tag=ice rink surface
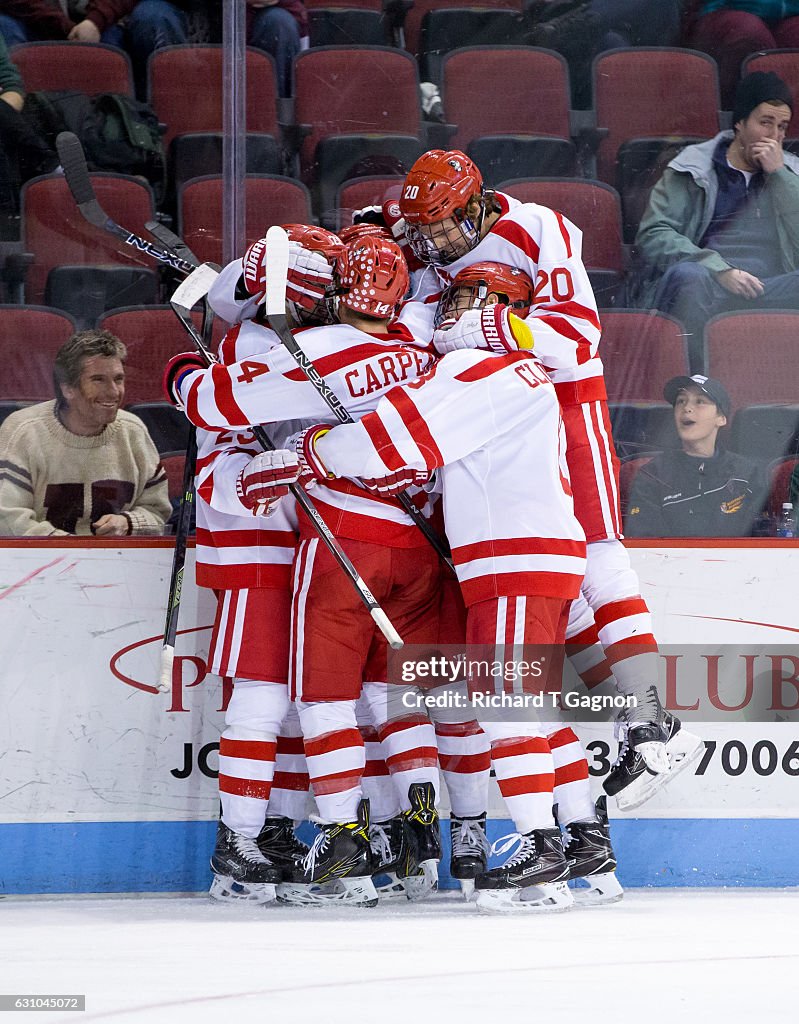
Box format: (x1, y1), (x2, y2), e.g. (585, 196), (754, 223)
(2, 890), (798, 1023)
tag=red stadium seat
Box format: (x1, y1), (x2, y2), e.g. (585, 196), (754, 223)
(704, 311), (799, 412)
(419, 10), (526, 82)
(402, 0), (521, 57)
(443, 48), (574, 179)
(593, 48), (720, 185)
(0, 305), (76, 401)
(500, 178), (624, 304)
(160, 451), (188, 503)
(304, 0), (381, 8)
(619, 455), (656, 517)
(20, 173), (157, 306)
(333, 175), (404, 230)
(148, 46), (278, 148)
(601, 310), (689, 402)
(178, 175), (312, 266)
(293, 46), (422, 194)
(767, 456), (799, 520)
(11, 42), (134, 95)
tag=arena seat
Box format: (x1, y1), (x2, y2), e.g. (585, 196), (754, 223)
(593, 48), (720, 185)
(178, 175), (312, 266)
(20, 173), (157, 306)
(767, 456), (799, 520)
(160, 450), (189, 504)
(293, 46), (422, 214)
(619, 454), (656, 518)
(0, 305), (76, 401)
(308, 8), (387, 46)
(704, 311), (799, 410)
(443, 48), (575, 179)
(11, 41), (134, 95)
(126, 402), (191, 455)
(148, 46), (279, 149)
(333, 175), (405, 230)
(402, 0), (521, 58)
(419, 10), (527, 82)
(45, 267), (158, 331)
(499, 178), (624, 305)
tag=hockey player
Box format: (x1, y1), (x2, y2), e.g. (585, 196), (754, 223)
(167, 235), (448, 906)
(394, 150), (704, 810)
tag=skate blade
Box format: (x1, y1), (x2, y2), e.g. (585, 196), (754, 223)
(457, 878), (477, 901)
(475, 881), (574, 915)
(276, 876), (378, 908)
(373, 870), (408, 900)
(571, 871), (624, 907)
(616, 732), (706, 811)
(209, 875), (276, 905)
(403, 859), (439, 903)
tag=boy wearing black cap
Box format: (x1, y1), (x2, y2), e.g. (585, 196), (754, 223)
(625, 374), (768, 537)
(635, 71), (799, 371)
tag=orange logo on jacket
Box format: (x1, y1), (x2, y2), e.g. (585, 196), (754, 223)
(720, 494), (746, 514)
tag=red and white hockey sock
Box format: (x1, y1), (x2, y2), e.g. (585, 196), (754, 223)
(297, 699), (365, 822)
(566, 599), (614, 692)
(432, 719), (491, 817)
(360, 725), (402, 822)
(593, 596), (659, 699)
(268, 704), (311, 821)
(481, 723), (556, 834)
(219, 678), (289, 837)
(547, 726), (594, 825)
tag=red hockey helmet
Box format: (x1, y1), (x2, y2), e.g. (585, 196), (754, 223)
(281, 224), (344, 325)
(399, 150), (485, 266)
(338, 222), (393, 245)
(435, 262), (534, 328)
(334, 236), (410, 319)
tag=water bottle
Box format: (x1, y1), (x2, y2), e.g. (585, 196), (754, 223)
(776, 502), (795, 538)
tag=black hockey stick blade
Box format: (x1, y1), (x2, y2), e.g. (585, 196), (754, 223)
(56, 131), (107, 227)
(145, 220), (200, 269)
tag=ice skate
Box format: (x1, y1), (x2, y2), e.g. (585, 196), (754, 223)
(474, 826), (573, 914)
(564, 796), (624, 906)
(209, 821), (282, 905)
(403, 782), (441, 893)
(276, 799), (378, 907)
(368, 816), (427, 901)
(449, 812), (490, 900)
(604, 692), (704, 810)
(257, 815), (309, 879)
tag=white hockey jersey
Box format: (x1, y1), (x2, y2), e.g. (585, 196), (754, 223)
(178, 321), (438, 547)
(315, 349), (587, 605)
(192, 320), (301, 591)
(416, 192), (605, 405)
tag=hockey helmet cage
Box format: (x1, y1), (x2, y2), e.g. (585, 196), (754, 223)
(334, 236), (410, 319)
(435, 262), (534, 327)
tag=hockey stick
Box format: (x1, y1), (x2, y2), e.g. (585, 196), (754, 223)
(169, 283), (404, 651)
(145, 219), (201, 269)
(55, 132), (197, 276)
(263, 226), (456, 576)
(158, 266), (219, 691)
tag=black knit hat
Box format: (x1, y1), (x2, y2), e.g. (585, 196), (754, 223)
(732, 71), (794, 126)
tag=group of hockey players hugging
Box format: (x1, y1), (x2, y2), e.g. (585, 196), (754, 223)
(163, 149), (705, 914)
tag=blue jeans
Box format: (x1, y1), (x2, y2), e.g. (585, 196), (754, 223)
(124, 0), (300, 98)
(655, 260), (799, 372)
(0, 13), (121, 47)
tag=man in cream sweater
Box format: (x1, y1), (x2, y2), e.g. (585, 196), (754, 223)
(0, 329), (171, 536)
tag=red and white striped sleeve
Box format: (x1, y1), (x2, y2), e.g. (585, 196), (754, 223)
(315, 349), (558, 478)
(194, 426), (264, 517)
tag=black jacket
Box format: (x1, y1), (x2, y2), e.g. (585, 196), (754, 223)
(624, 448), (768, 538)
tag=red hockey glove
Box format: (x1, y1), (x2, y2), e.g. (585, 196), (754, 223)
(432, 304), (534, 356)
(163, 351), (206, 407)
(286, 424), (334, 487)
(361, 467), (432, 497)
(241, 237), (269, 303)
(236, 450), (302, 516)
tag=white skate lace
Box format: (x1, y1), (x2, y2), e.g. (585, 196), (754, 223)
(232, 833), (269, 865)
(451, 818), (490, 858)
(368, 823), (393, 864)
(302, 828), (331, 874)
(489, 832), (536, 868)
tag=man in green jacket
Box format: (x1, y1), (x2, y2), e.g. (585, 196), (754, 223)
(635, 71), (799, 371)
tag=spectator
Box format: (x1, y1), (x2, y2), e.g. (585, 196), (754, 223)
(0, 329), (171, 537)
(624, 374), (767, 537)
(684, 0), (799, 110)
(0, 0), (137, 48)
(123, 0), (308, 98)
(634, 71), (799, 371)
(0, 32), (58, 232)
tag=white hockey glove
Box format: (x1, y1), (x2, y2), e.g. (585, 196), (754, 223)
(241, 239), (334, 311)
(236, 450), (301, 516)
(433, 303), (534, 356)
(285, 424), (334, 489)
(361, 467), (432, 497)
